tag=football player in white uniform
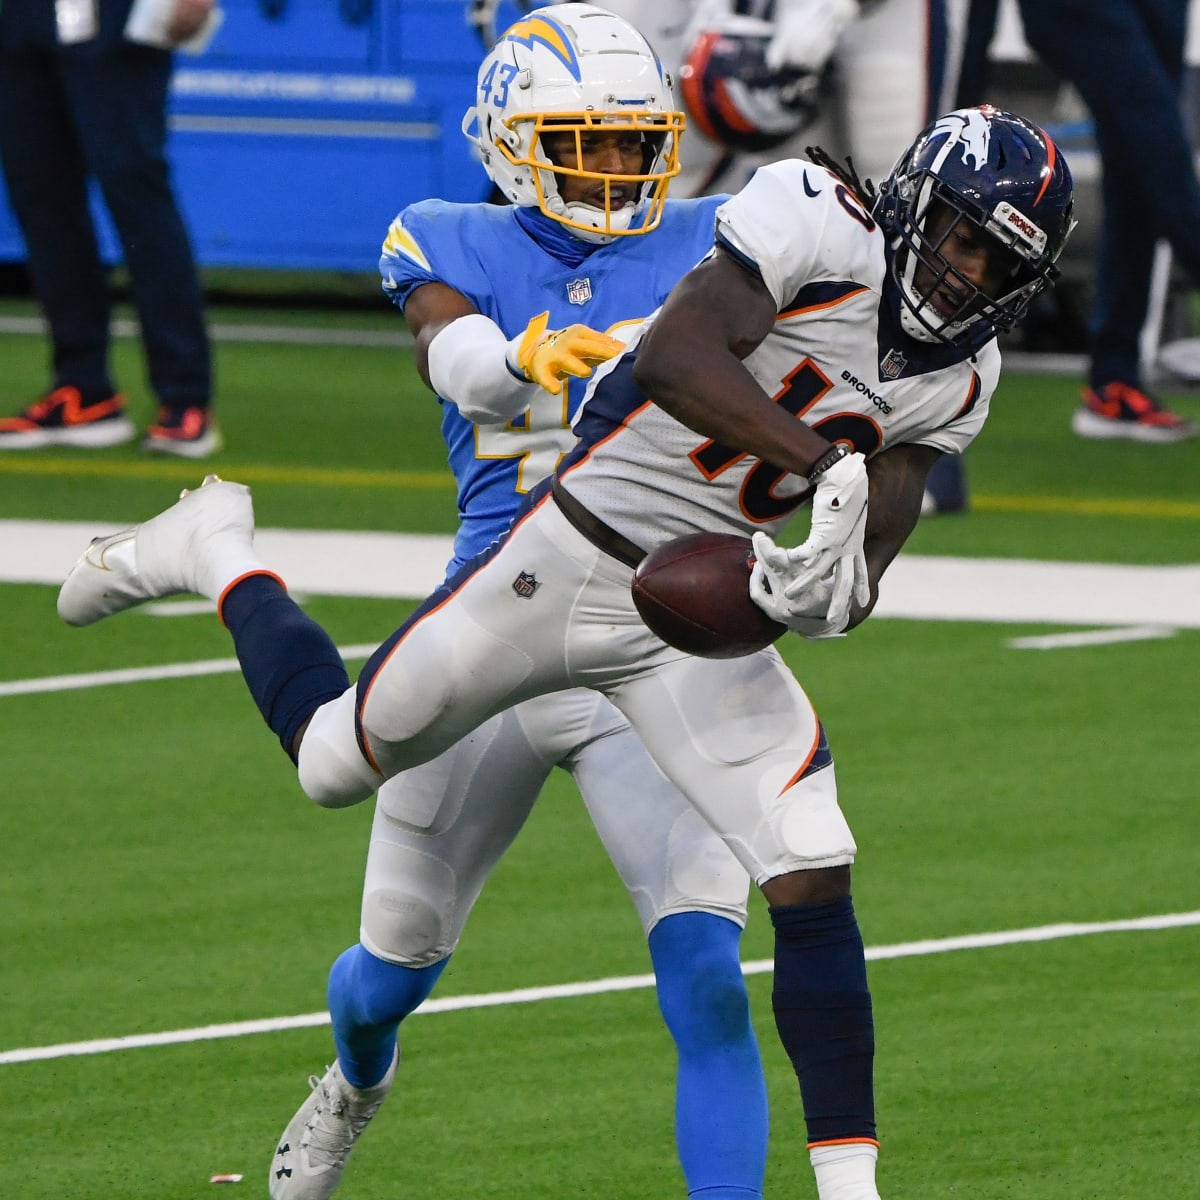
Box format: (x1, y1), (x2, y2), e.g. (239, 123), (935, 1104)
(258, 8), (768, 1200)
(59, 104), (1074, 1200)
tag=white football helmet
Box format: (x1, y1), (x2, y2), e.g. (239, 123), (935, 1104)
(462, 3), (684, 242)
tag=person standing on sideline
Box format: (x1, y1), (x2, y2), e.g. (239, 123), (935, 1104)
(0, 0), (221, 457)
(1018, 0), (1199, 442)
(264, 8), (768, 1199)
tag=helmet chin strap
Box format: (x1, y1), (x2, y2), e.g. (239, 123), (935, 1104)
(541, 186), (642, 245)
(562, 199), (640, 243)
(895, 243), (989, 347)
(895, 248), (946, 344)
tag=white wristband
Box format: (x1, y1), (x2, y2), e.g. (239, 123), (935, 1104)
(426, 313), (540, 423)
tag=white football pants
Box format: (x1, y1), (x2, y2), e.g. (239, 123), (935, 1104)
(359, 688), (750, 966)
(299, 495), (858, 889)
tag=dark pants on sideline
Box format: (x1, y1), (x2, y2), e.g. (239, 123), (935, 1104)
(0, 7), (211, 410)
(1019, 0), (1200, 390)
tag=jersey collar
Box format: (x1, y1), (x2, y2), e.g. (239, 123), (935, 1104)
(515, 207), (603, 268)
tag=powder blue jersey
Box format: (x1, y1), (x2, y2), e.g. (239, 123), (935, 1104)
(380, 197), (724, 570)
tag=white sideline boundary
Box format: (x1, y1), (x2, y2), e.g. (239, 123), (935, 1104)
(2, 910), (1196, 1067)
(3, 520), (1200, 627)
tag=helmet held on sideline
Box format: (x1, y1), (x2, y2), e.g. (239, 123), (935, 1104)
(679, 14), (821, 154)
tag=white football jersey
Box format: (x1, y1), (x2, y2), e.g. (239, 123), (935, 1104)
(563, 156), (1001, 550)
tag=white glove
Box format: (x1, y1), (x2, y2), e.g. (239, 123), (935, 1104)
(746, 451), (870, 637)
(749, 533), (863, 639)
(794, 449), (870, 588)
(766, 0), (859, 72)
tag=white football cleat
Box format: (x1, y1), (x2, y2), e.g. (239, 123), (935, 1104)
(269, 1051), (397, 1200)
(57, 474), (260, 626)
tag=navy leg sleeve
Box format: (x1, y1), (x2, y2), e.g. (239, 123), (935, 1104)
(221, 575), (350, 759)
(769, 897), (876, 1146)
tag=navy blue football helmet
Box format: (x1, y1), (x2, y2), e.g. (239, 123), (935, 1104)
(679, 14), (821, 154)
(874, 106), (1075, 348)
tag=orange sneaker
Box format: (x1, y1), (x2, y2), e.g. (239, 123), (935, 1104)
(1072, 382), (1197, 443)
(142, 405), (223, 459)
(0, 387), (134, 449)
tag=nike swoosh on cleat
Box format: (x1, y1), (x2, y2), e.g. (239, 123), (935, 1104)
(83, 532), (135, 572)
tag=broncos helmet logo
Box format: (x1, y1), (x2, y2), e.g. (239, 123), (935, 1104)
(502, 16), (581, 81)
(930, 107), (992, 172)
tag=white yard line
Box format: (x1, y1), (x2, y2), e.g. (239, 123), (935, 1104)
(2, 910), (1195, 1066)
(1008, 625), (1179, 650)
(0, 645), (380, 698)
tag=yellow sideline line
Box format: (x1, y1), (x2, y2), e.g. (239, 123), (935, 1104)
(0, 455), (452, 490)
(971, 493), (1200, 519)
(0, 455), (1198, 517)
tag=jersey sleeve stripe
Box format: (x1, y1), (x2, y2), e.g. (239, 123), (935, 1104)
(381, 219), (431, 270)
(714, 231), (765, 282)
(778, 282), (871, 319)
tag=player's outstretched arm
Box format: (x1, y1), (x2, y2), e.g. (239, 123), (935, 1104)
(406, 282), (623, 420)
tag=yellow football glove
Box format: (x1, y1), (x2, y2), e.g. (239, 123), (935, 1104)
(513, 310), (626, 395)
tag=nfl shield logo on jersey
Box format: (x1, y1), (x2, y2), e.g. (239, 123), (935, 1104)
(880, 347), (907, 380)
(512, 571), (541, 598)
(566, 277), (592, 306)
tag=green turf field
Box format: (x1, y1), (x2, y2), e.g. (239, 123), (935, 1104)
(0, 311), (1197, 1199)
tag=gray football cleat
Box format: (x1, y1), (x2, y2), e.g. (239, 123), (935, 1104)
(269, 1051), (398, 1200)
(57, 474), (258, 626)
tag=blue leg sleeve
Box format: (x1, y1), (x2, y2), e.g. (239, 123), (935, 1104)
(649, 911), (767, 1200)
(326, 943), (449, 1090)
(769, 897), (876, 1146)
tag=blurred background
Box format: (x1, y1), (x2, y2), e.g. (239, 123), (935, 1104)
(0, 0), (1197, 375)
(1, 7), (1196, 1197)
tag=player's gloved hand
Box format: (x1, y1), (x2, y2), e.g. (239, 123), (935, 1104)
(747, 450), (870, 636)
(765, 0), (859, 72)
(749, 532), (863, 639)
(507, 310), (626, 396)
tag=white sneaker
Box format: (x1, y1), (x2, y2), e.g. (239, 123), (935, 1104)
(269, 1051), (398, 1200)
(57, 475), (260, 626)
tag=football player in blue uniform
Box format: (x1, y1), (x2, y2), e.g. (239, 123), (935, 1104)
(272, 7), (764, 1200)
(58, 68), (1074, 1200)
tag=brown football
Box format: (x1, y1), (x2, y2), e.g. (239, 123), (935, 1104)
(632, 532), (786, 659)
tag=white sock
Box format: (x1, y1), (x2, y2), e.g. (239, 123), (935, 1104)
(810, 1142), (881, 1200)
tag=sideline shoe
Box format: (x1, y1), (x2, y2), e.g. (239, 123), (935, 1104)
(270, 1051), (398, 1200)
(1072, 382), (1197, 443)
(0, 387), (135, 449)
(57, 475), (260, 626)
(142, 405), (223, 458)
